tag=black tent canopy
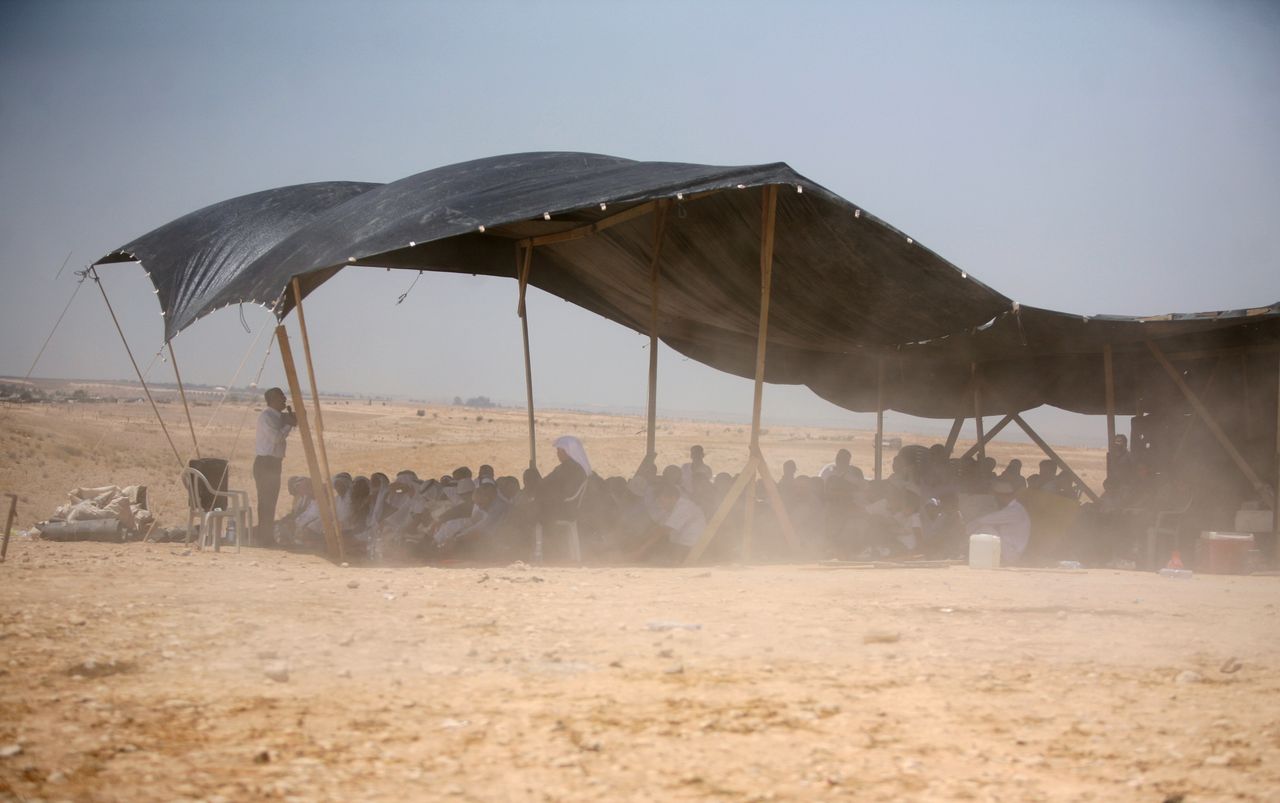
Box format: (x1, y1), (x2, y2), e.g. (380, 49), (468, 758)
(96, 151), (1279, 419)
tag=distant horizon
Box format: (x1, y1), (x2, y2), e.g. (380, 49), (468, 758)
(1, 372), (1101, 449)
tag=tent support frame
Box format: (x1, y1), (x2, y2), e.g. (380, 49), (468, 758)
(687, 185), (799, 564)
(959, 414), (1015, 461)
(1011, 413), (1100, 503)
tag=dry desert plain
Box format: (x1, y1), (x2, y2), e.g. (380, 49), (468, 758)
(1, 390), (1278, 802)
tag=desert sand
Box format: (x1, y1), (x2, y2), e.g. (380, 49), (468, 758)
(1, 392), (1278, 802)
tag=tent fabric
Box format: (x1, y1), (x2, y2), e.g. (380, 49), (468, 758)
(95, 151), (1280, 419)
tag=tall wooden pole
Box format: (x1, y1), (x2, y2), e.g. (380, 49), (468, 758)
(749, 186), (778, 453)
(972, 363), (985, 461)
(645, 202), (669, 460)
(743, 185), (778, 557)
(1103, 344), (1116, 447)
(168, 341), (201, 460)
(874, 357), (885, 481)
(1273, 353), (1279, 543)
(517, 244), (537, 470)
(292, 278), (340, 537)
(276, 325), (344, 561)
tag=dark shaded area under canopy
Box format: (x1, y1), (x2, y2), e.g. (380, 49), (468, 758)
(95, 151), (1280, 419)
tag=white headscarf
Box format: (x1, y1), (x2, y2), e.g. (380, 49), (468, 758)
(553, 435), (591, 476)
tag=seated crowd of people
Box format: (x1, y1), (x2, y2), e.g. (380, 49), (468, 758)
(264, 436), (1085, 566)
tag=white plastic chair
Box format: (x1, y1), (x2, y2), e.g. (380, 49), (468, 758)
(534, 479), (588, 564)
(181, 467), (251, 552)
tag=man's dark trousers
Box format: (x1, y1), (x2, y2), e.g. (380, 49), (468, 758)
(253, 455), (283, 546)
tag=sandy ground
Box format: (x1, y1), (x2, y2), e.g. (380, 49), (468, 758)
(4, 392), (1277, 801)
(1, 541), (1278, 802)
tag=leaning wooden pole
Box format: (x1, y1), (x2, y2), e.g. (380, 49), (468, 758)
(275, 325), (344, 562)
(517, 243), (537, 470)
(292, 278), (341, 537)
(168, 341), (201, 460)
(645, 201), (669, 460)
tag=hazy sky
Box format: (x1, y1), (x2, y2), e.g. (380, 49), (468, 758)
(1, 0), (1277, 446)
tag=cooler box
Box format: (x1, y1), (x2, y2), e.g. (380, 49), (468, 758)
(1196, 531), (1254, 575)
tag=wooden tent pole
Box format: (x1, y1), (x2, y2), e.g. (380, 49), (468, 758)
(645, 201), (669, 460)
(1242, 352), (1253, 439)
(517, 243), (537, 470)
(1147, 340), (1274, 505)
(971, 363), (986, 461)
(1273, 352), (1279, 541)
(874, 357), (885, 481)
(168, 341), (201, 460)
(748, 186), (778, 452)
(275, 325), (344, 561)
(1103, 344), (1116, 448)
(291, 278), (341, 539)
(1011, 413), (1100, 503)
(742, 184), (779, 557)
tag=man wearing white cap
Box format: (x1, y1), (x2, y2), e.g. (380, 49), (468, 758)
(965, 479), (1031, 563)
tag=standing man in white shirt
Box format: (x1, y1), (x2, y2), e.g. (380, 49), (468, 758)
(254, 387), (296, 546)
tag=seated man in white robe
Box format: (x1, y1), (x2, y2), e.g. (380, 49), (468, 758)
(965, 479), (1031, 563)
(624, 482), (706, 565)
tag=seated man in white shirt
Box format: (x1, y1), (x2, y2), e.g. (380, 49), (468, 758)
(681, 445), (713, 495)
(965, 479), (1031, 564)
(625, 482), (707, 565)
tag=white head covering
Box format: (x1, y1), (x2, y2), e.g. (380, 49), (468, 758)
(553, 435), (591, 475)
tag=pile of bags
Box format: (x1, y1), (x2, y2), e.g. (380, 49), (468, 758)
(36, 485), (155, 542)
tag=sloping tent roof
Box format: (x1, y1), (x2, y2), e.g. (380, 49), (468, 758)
(95, 151), (1280, 418)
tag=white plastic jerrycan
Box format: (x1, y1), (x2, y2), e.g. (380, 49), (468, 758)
(969, 533), (1001, 569)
